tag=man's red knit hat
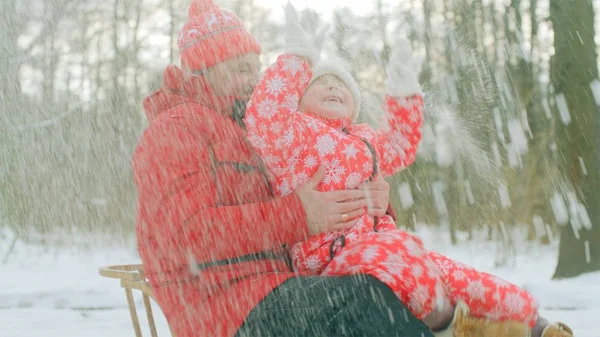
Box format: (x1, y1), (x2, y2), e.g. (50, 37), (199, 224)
(178, 0), (261, 71)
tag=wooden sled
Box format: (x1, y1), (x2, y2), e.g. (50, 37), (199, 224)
(99, 264), (173, 337)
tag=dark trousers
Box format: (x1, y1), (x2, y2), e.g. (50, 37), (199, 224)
(235, 275), (434, 337)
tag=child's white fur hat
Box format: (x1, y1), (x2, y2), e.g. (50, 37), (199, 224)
(310, 58), (362, 121)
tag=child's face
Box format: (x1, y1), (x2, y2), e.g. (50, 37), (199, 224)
(299, 75), (355, 120)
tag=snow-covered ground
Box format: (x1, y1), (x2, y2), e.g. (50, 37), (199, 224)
(1, 227), (599, 337)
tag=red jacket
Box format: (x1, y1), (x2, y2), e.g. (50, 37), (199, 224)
(132, 65), (309, 337)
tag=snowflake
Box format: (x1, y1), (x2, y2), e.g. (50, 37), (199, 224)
(281, 92), (299, 111)
(404, 237), (425, 257)
(425, 260), (442, 280)
(465, 280), (489, 301)
(382, 142), (399, 165)
(503, 293), (527, 316)
(342, 143), (359, 160)
(290, 243), (302, 257)
(315, 134), (337, 157)
(270, 121), (283, 135)
(434, 258), (453, 276)
(383, 255), (409, 276)
(292, 172), (309, 189)
(345, 232), (358, 241)
(277, 181), (292, 196)
(411, 264), (424, 279)
(345, 172), (363, 189)
(361, 246), (380, 263)
(323, 159), (346, 185)
(304, 155), (318, 169)
(274, 138), (284, 150)
(259, 123), (269, 134)
(303, 255), (323, 272)
(375, 270), (397, 286)
(362, 161), (372, 173)
(262, 155), (281, 167)
(377, 232), (402, 244)
(299, 72), (310, 86)
(270, 166), (287, 176)
(282, 57), (304, 75)
(248, 134), (267, 150)
(359, 130), (374, 141)
(310, 239), (322, 250)
(245, 115), (256, 128)
(337, 242), (355, 258)
(408, 284), (431, 315)
(399, 123), (414, 134)
(282, 129), (295, 147)
(306, 117), (324, 131)
(258, 98), (279, 119)
(391, 134), (412, 155)
(323, 232), (338, 242)
(491, 277), (513, 289)
(492, 290), (502, 303)
(286, 147), (303, 172)
(452, 270), (467, 281)
(409, 109), (421, 123)
(346, 265), (365, 275)
(266, 75), (287, 96)
(353, 129), (371, 139)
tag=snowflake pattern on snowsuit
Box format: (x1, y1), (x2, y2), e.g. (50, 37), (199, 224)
(245, 54), (539, 325)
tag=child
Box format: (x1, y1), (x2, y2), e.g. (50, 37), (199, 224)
(245, 4), (573, 337)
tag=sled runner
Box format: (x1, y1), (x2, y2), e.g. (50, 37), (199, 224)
(99, 264), (173, 337)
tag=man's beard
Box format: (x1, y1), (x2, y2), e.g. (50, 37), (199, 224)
(231, 99), (249, 129)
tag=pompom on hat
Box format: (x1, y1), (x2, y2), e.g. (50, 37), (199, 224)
(310, 58), (362, 121)
(178, 0), (261, 71)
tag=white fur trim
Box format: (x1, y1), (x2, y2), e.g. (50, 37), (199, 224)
(310, 59), (362, 121)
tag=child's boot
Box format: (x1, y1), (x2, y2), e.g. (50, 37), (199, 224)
(541, 322), (573, 337)
(433, 301), (531, 337)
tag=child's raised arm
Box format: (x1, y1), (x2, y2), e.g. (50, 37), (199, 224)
(244, 54), (313, 178)
(244, 2), (329, 194)
(360, 42), (425, 177)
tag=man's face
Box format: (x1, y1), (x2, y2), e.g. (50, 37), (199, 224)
(201, 53), (261, 100)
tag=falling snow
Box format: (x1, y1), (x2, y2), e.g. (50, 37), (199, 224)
(3, 0), (599, 336)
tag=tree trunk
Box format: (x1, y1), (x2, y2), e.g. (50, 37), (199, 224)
(550, 0), (600, 279)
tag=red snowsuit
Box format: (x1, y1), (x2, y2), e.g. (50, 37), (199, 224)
(132, 65), (310, 337)
(245, 54), (540, 325)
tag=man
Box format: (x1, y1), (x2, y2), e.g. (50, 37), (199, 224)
(132, 0), (434, 336)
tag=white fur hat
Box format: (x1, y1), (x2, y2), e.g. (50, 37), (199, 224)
(310, 59), (362, 121)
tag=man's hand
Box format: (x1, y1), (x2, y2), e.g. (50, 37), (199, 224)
(295, 166), (369, 235)
(357, 175), (390, 218)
